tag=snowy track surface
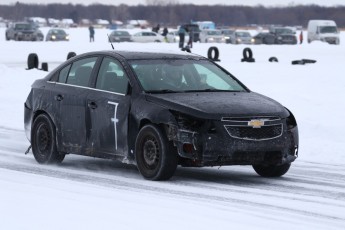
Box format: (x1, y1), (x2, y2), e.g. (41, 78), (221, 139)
(1, 127), (344, 229)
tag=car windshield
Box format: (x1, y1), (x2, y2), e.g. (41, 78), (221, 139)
(275, 28), (293, 34)
(129, 59), (246, 93)
(206, 30), (222, 35)
(222, 30), (234, 35)
(319, 26), (337, 33)
(236, 32), (251, 37)
(113, 31), (130, 36)
(15, 23), (32, 30)
(51, 29), (66, 35)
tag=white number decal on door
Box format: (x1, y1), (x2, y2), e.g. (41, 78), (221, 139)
(108, 101), (119, 150)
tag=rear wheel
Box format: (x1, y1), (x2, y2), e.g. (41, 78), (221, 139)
(135, 124), (178, 180)
(252, 163), (291, 177)
(31, 114), (65, 164)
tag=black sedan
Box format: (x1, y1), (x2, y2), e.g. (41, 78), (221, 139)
(45, 29), (69, 41)
(253, 32), (276, 45)
(108, 30), (132, 42)
(24, 51), (299, 180)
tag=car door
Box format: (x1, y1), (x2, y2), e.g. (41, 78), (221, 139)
(133, 32), (144, 42)
(86, 56), (131, 157)
(52, 56), (99, 154)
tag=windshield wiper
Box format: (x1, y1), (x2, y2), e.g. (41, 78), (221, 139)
(183, 89), (244, 93)
(146, 89), (179, 94)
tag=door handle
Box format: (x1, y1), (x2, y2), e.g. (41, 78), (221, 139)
(55, 94), (63, 101)
(88, 101), (97, 109)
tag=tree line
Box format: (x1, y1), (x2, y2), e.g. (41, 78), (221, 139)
(0, 2), (344, 28)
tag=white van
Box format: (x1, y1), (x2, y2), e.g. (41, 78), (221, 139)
(307, 20), (340, 45)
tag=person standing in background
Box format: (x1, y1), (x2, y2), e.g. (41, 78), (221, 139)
(178, 26), (186, 48)
(299, 30), (303, 44)
(187, 28), (194, 48)
(89, 25), (95, 42)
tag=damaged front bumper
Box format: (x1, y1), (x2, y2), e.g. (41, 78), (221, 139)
(167, 118), (298, 167)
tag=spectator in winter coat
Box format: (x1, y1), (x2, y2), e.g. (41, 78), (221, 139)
(178, 26), (186, 48)
(89, 25), (95, 42)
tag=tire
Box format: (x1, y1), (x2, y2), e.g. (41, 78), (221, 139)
(135, 124), (178, 180)
(41, 62), (48, 71)
(31, 114), (65, 164)
(27, 53), (39, 69)
(269, 57), (278, 62)
(253, 163), (291, 177)
(242, 47), (253, 59)
(207, 46), (220, 61)
(241, 47), (255, 62)
(5, 33), (10, 41)
(67, 51), (76, 60)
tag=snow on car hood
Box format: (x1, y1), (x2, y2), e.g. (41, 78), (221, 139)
(145, 91), (288, 120)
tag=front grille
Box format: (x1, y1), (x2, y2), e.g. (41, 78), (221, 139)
(225, 124), (282, 140)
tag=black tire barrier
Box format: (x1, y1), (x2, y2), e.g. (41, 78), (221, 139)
(269, 57), (278, 62)
(292, 59), (317, 65)
(292, 60), (305, 65)
(302, 59), (317, 64)
(241, 48), (255, 62)
(67, 52), (76, 60)
(207, 46), (220, 61)
(41, 62), (48, 72)
(181, 45), (191, 53)
(27, 53), (39, 70)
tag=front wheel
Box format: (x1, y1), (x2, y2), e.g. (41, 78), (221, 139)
(252, 163), (291, 177)
(31, 114), (65, 164)
(135, 124), (178, 180)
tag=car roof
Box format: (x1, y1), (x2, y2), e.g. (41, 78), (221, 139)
(79, 50), (204, 60)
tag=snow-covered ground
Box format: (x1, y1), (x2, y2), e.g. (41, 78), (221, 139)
(1, 27), (345, 229)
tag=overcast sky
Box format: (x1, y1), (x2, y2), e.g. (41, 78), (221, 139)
(1, 0), (345, 7)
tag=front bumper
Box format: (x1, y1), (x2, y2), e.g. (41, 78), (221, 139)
(170, 118), (298, 167)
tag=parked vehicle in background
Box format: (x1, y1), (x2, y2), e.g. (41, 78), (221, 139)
(307, 20), (339, 45)
(108, 30), (132, 42)
(253, 32), (276, 45)
(269, 27), (297, 45)
(221, 29), (235, 43)
(195, 21), (215, 30)
(5, 22), (43, 41)
(199, 29), (225, 43)
(228, 30), (254, 44)
(131, 31), (164, 43)
(45, 28), (69, 41)
(166, 30), (189, 43)
(181, 24), (201, 42)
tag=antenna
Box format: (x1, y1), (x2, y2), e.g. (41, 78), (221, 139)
(107, 34), (114, 50)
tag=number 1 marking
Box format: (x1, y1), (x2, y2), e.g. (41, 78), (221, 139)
(108, 101), (119, 150)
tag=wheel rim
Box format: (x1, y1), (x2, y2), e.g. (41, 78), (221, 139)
(36, 122), (52, 155)
(142, 136), (160, 170)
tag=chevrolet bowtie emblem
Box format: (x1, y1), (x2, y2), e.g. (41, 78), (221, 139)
(248, 119), (264, 128)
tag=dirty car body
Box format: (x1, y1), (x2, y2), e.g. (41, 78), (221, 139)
(24, 51), (298, 180)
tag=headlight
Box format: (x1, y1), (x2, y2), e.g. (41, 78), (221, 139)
(251, 38), (255, 43)
(209, 38), (214, 41)
(52, 35), (56, 39)
(65, 35), (69, 40)
(278, 36), (282, 40)
(285, 109), (297, 130)
(224, 36), (230, 39)
(237, 38), (241, 42)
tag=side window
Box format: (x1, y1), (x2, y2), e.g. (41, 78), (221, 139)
(66, 57), (97, 87)
(58, 64), (71, 83)
(95, 57), (129, 94)
(194, 64), (229, 90)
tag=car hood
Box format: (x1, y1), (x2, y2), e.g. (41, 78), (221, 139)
(145, 92), (288, 120)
